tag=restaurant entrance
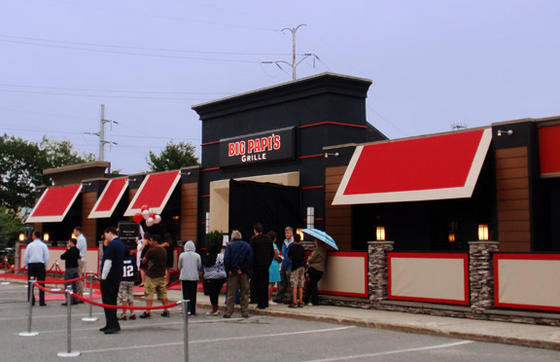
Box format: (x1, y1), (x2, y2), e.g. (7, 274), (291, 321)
(228, 180), (301, 243)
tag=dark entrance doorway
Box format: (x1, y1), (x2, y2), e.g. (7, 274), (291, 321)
(229, 180), (302, 242)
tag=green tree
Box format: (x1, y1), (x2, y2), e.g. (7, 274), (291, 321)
(0, 134), (95, 212)
(147, 141), (199, 172)
(0, 206), (24, 249)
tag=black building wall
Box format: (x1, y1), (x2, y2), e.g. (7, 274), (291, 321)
(192, 73), (386, 246)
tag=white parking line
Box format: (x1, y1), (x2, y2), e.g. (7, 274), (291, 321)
(305, 340), (475, 361)
(34, 318), (245, 334)
(80, 326), (354, 354)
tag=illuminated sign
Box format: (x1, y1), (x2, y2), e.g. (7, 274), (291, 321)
(219, 127), (295, 167)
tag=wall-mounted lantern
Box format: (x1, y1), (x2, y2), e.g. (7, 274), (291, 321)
(43, 233), (50, 242)
(18, 233), (25, 242)
(306, 207), (314, 229)
(376, 226), (386, 241)
(448, 233), (456, 243)
(478, 224), (489, 241)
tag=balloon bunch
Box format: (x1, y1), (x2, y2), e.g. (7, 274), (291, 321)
(133, 205), (162, 227)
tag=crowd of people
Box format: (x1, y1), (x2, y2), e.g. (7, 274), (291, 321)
(26, 222), (328, 334)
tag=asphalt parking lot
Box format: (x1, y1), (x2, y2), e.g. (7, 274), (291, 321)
(2, 283), (560, 361)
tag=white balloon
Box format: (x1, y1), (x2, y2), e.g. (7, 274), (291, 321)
(146, 217), (154, 227)
(154, 214), (162, 224)
(142, 209), (150, 219)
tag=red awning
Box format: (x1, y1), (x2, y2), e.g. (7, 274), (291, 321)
(539, 125), (560, 178)
(332, 128), (492, 205)
(123, 170), (181, 216)
(88, 177), (129, 219)
(26, 184), (82, 223)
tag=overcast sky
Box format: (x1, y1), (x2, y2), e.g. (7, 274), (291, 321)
(2, 0), (559, 174)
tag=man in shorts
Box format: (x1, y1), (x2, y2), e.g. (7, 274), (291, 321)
(140, 234), (170, 318)
(288, 237), (305, 308)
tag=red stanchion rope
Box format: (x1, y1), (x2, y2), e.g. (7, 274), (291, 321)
(32, 281), (181, 311)
(34, 275), (89, 284)
(71, 292), (180, 310)
(167, 279), (181, 288)
(33, 282), (66, 294)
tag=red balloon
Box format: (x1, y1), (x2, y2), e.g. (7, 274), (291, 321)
(133, 213), (143, 223)
(149, 212), (157, 219)
(140, 204), (149, 212)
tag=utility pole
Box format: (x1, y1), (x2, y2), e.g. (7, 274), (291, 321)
(85, 104), (118, 161)
(262, 24), (319, 81)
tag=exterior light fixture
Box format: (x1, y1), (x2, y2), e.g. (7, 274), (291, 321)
(448, 233), (456, 243)
(172, 215), (180, 221)
(376, 226), (386, 241)
(296, 228), (305, 242)
(478, 224), (489, 241)
(306, 207), (315, 229)
(43, 233), (50, 242)
(205, 212), (210, 234)
(496, 129), (514, 137)
(18, 233), (25, 242)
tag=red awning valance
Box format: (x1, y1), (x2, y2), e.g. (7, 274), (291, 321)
(332, 128), (492, 205)
(88, 177), (128, 219)
(123, 170), (181, 216)
(539, 125), (560, 178)
(26, 184), (82, 223)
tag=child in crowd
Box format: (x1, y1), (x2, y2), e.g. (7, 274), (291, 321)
(178, 240), (201, 316)
(288, 237), (305, 308)
(118, 245), (138, 320)
(60, 238), (80, 305)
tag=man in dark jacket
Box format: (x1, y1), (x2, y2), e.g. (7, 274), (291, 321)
(223, 230), (253, 318)
(249, 223), (274, 309)
(60, 238), (80, 305)
(99, 227), (125, 334)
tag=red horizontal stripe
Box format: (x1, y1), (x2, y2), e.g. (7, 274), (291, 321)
(201, 140), (220, 146)
(299, 121), (368, 129)
(201, 167), (219, 172)
(301, 185), (324, 190)
(299, 153), (323, 159)
(303, 217), (324, 221)
(200, 194), (210, 198)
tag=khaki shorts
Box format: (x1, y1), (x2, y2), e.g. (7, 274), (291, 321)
(118, 281), (134, 304)
(290, 267), (305, 288)
(144, 276), (167, 301)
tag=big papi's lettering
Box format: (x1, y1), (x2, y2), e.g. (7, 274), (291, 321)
(227, 134), (281, 157)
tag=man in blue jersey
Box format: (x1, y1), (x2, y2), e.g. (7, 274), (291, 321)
(99, 227), (125, 334)
(118, 245), (138, 320)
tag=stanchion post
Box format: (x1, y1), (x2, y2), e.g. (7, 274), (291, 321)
(57, 286), (80, 358)
(82, 273), (98, 322)
(1, 256), (10, 285)
(182, 300), (190, 362)
(19, 277), (38, 337)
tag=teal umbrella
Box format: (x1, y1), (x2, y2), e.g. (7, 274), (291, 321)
(302, 228), (339, 250)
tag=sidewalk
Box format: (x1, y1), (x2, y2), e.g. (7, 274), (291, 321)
(166, 289), (560, 351)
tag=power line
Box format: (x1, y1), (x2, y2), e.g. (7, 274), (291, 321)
(0, 33), (294, 57)
(0, 83), (233, 96)
(2, 127), (201, 141)
(0, 88), (211, 101)
(0, 38), (262, 64)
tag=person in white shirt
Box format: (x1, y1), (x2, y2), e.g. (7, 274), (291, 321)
(25, 231), (49, 306)
(73, 227), (87, 299)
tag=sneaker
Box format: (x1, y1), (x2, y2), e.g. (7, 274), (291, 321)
(288, 304), (297, 308)
(223, 314), (231, 319)
(139, 312), (151, 319)
(269, 301), (277, 305)
(206, 310), (220, 316)
(128, 314), (136, 320)
(118, 314), (127, 320)
(161, 311), (169, 317)
(297, 303), (304, 308)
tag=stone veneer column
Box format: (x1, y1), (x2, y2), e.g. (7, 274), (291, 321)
(368, 241), (394, 303)
(469, 241), (499, 313)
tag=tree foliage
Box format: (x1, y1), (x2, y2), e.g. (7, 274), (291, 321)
(0, 134), (95, 212)
(0, 206), (24, 249)
(147, 141), (199, 172)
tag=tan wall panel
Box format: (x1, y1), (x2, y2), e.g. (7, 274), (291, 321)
(497, 199), (530, 210)
(499, 231), (532, 243)
(497, 189), (529, 201)
(497, 259), (560, 308)
(497, 177), (529, 190)
(495, 157), (528, 169)
(390, 257), (467, 302)
(81, 192), (97, 245)
(317, 254), (367, 297)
